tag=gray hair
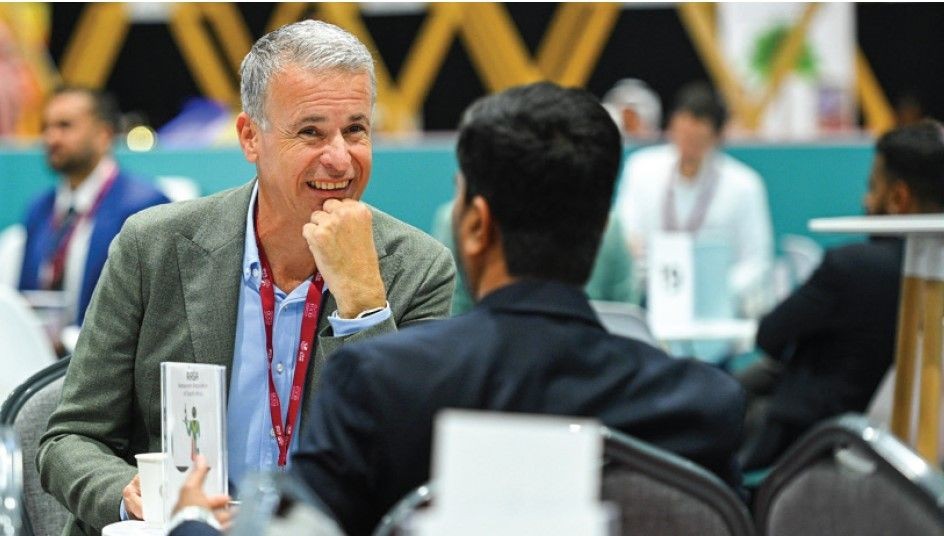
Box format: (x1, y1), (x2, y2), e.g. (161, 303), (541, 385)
(239, 20), (376, 128)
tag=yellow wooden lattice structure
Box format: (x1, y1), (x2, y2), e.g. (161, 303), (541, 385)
(0, 2), (895, 136)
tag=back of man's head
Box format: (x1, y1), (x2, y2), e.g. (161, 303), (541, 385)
(51, 86), (120, 135)
(877, 119), (944, 211)
(672, 81), (727, 135)
(456, 82), (622, 286)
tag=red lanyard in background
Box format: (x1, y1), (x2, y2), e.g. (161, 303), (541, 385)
(43, 169), (118, 289)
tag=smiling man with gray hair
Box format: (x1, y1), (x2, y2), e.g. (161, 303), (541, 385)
(37, 20), (455, 536)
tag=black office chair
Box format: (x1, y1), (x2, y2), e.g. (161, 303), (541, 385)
(374, 426), (755, 536)
(0, 358), (70, 536)
(600, 427), (754, 536)
(753, 413), (944, 536)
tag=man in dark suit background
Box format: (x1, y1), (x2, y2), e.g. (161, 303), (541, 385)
(19, 86), (169, 328)
(739, 120), (944, 471)
(170, 81), (746, 536)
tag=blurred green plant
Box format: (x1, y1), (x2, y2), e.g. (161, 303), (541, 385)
(750, 24), (818, 80)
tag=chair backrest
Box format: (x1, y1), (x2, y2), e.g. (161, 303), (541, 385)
(590, 300), (660, 347)
(0, 358), (71, 536)
(373, 427), (754, 536)
(601, 427), (755, 536)
(0, 286), (57, 403)
(754, 413), (944, 536)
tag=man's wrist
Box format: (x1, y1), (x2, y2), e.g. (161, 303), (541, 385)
(336, 293), (388, 319)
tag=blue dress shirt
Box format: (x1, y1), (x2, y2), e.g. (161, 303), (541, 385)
(227, 184), (391, 490)
(121, 184), (391, 519)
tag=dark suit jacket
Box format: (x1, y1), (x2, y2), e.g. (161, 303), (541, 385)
(292, 280), (746, 536)
(757, 238), (903, 426)
(18, 170), (170, 324)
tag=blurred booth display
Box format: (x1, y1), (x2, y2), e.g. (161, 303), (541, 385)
(718, 3), (856, 139)
(157, 98), (237, 149)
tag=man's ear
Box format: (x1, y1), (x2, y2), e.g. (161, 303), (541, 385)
(457, 195), (493, 258)
(236, 112), (259, 163)
(888, 180), (915, 214)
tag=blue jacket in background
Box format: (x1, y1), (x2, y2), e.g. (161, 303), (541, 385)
(18, 171), (171, 325)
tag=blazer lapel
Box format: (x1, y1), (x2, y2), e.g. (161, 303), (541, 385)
(176, 182), (254, 387)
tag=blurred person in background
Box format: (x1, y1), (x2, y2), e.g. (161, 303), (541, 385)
(614, 81), (773, 316)
(738, 120), (944, 471)
(18, 87), (169, 331)
(602, 77), (662, 140)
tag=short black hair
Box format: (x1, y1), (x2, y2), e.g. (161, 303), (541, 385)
(51, 86), (121, 133)
(672, 81), (727, 134)
(456, 82), (622, 286)
(876, 119), (944, 210)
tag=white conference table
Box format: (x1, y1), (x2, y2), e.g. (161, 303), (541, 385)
(651, 318), (758, 345)
(810, 214), (944, 461)
(101, 520), (163, 536)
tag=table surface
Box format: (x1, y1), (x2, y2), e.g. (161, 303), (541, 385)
(809, 214), (944, 234)
(650, 318), (758, 342)
(101, 520), (164, 536)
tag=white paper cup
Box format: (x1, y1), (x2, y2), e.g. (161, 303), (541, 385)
(134, 452), (167, 528)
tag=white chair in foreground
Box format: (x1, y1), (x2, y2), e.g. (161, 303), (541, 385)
(0, 286), (56, 403)
(0, 225), (25, 289)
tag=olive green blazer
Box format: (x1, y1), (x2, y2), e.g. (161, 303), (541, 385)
(37, 181), (455, 535)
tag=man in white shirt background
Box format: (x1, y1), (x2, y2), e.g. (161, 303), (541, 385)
(614, 82), (774, 319)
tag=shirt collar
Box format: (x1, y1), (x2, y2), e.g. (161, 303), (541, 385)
(242, 181), (261, 285)
(54, 156), (117, 215)
(242, 182), (328, 295)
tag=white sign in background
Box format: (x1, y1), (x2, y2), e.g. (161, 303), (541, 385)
(647, 232), (695, 331)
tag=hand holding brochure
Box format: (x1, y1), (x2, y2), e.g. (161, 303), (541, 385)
(161, 362), (228, 523)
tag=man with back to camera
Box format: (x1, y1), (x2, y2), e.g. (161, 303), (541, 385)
(37, 20), (455, 535)
(19, 87), (170, 330)
(738, 120), (944, 470)
(170, 81), (746, 536)
(614, 82), (773, 314)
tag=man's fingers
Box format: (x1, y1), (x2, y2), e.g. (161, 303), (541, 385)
(122, 476), (144, 520)
(183, 455), (209, 488)
(205, 494), (230, 509)
(216, 510), (233, 531)
(321, 198), (342, 212)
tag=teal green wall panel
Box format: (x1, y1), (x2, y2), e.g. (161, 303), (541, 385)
(0, 142), (873, 250)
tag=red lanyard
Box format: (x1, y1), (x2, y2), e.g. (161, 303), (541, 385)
(253, 215), (324, 466)
(43, 169), (118, 289)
